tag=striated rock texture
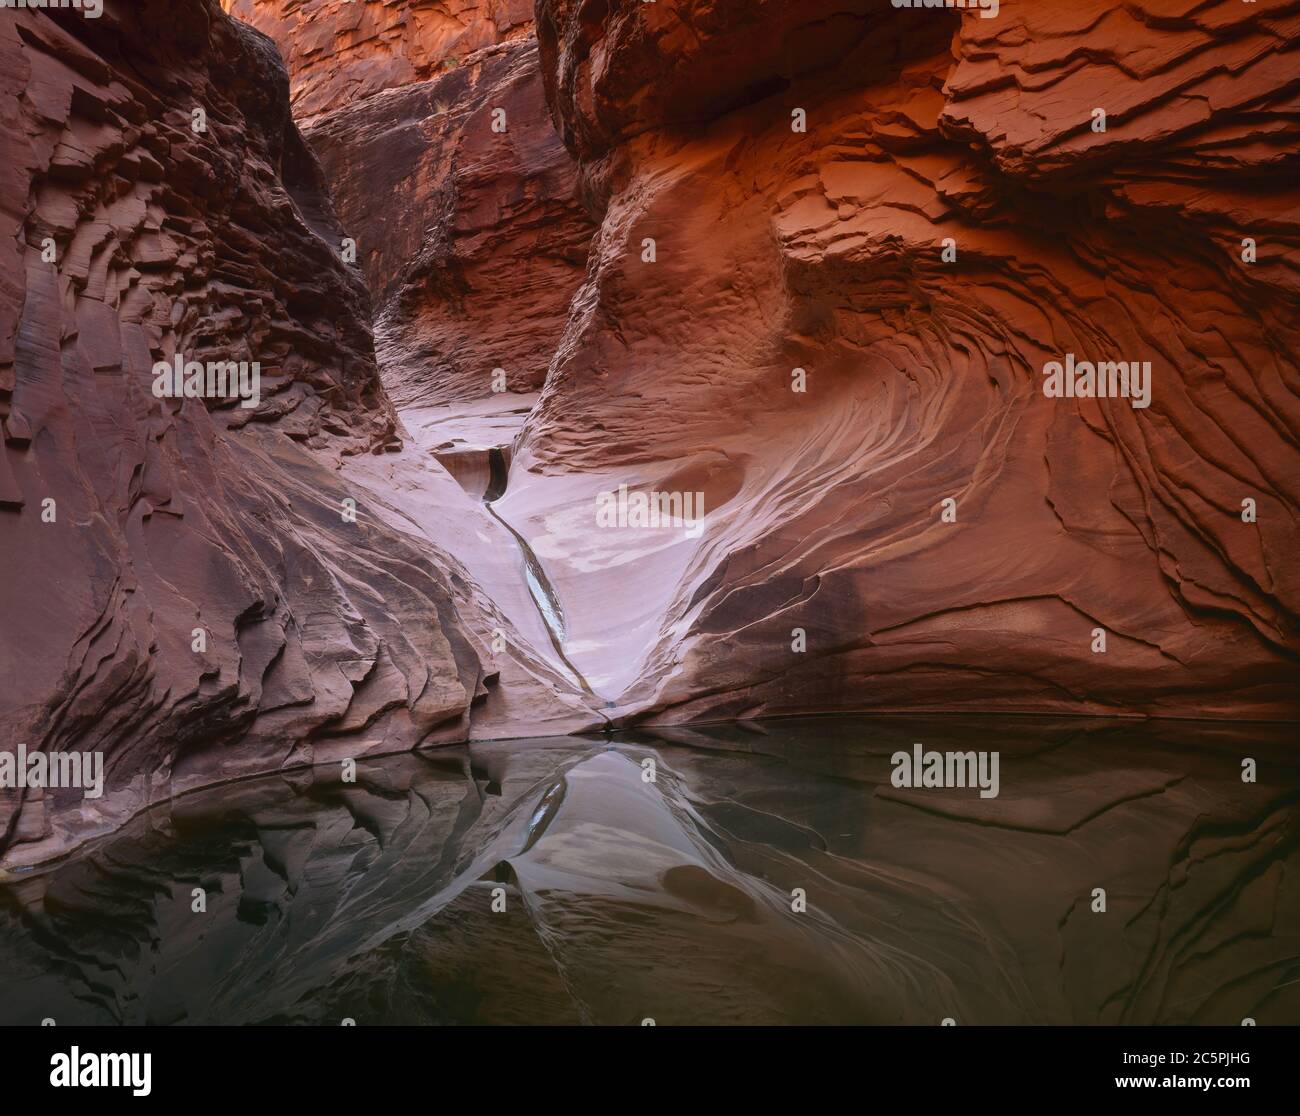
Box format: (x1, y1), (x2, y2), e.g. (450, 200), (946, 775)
(231, 0), (596, 420)
(225, 4), (606, 737)
(5, 0), (1299, 869)
(222, 0), (534, 120)
(227, 3), (605, 737)
(0, 1), (599, 869)
(305, 36), (596, 408)
(491, 0), (1300, 722)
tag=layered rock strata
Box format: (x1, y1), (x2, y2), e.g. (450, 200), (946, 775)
(5, 0), (1298, 868)
(508, 0), (1300, 722)
(0, 1), (595, 868)
(227, 6), (606, 733)
(219, 0), (1300, 723)
(304, 36), (596, 408)
(224, 0), (534, 120)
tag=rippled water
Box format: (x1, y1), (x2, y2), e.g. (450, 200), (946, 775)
(2, 716), (1297, 1025)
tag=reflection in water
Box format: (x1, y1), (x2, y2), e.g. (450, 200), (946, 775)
(1, 716), (1297, 1025)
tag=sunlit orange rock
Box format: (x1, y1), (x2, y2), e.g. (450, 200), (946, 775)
(6, 0), (1297, 871)
(223, 0), (534, 119)
(305, 37), (596, 407)
(509, 0), (1300, 722)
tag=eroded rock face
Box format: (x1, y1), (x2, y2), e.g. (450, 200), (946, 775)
(7, 0), (1295, 869)
(222, 0), (534, 119)
(224, 6), (604, 740)
(225, 5), (606, 738)
(304, 37), (596, 408)
(509, 0), (1300, 721)
(0, 1), (551, 866)
(230, 0), (598, 411)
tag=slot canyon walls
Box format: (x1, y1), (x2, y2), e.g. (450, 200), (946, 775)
(227, 0), (535, 120)
(228, 0), (590, 407)
(2, 0), (1298, 864)
(514, 0), (1300, 722)
(0, 0), (596, 868)
(285, 0), (1299, 723)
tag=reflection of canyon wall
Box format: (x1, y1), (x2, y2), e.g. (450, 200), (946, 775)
(5, 719), (1298, 1024)
(508, 0), (1300, 721)
(0, 1), (588, 868)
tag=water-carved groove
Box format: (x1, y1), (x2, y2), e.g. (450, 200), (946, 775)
(482, 446), (604, 708)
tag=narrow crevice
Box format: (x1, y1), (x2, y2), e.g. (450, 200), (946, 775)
(483, 445), (509, 502)
(482, 447), (606, 711)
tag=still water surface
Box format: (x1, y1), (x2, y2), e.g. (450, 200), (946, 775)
(2, 716), (1297, 1025)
